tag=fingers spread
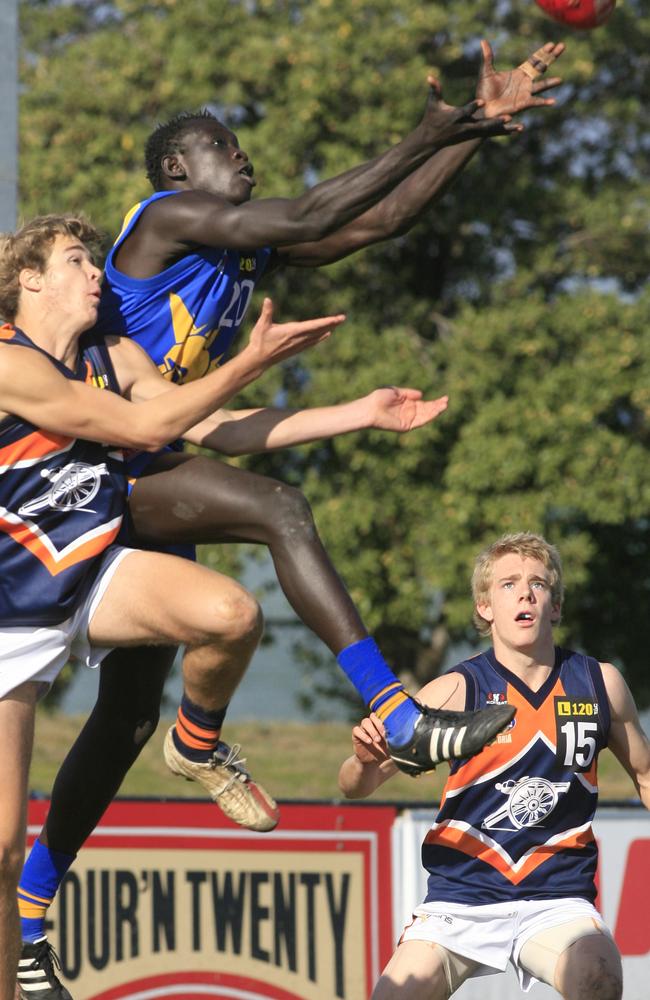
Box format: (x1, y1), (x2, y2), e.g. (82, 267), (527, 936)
(482, 117), (522, 137)
(257, 297), (274, 324)
(532, 76), (563, 94)
(480, 38), (494, 69)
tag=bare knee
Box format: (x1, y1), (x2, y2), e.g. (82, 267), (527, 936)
(562, 967), (622, 1000)
(210, 584), (264, 646)
(270, 483), (318, 543)
(556, 935), (623, 1000)
(372, 940), (452, 1000)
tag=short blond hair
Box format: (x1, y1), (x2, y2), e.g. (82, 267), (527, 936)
(0, 214), (102, 322)
(471, 532), (564, 636)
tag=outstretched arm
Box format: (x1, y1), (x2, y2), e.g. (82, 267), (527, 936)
(190, 386), (447, 455)
(188, 385), (448, 455)
(118, 81), (515, 276)
(117, 299), (448, 453)
(276, 40), (565, 267)
(0, 306), (343, 451)
(602, 661), (650, 809)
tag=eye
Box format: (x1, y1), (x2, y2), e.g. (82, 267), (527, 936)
(503, 581), (514, 590)
(532, 580), (547, 590)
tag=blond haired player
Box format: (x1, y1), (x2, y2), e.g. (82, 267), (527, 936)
(339, 532), (650, 1000)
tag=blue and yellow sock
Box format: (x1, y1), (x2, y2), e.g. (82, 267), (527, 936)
(336, 637), (420, 745)
(18, 839), (75, 943)
(172, 693), (228, 763)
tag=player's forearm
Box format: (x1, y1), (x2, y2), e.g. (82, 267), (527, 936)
(189, 397), (373, 455)
(78, 349), (267, 451)
(623, 763), (650, 810)
(368, 138), (483, 240)
(131, 349), (273, 450)
(338, 757), (380, 799)
(281, 140), (483, 266)
(289, 125), (444, 238)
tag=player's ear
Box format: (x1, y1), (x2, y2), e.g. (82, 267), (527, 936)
(550, 603), (561, 624)
(161, 154), (186, 181)
(476, 602), (493, 625)
(19, 267), (43, 293)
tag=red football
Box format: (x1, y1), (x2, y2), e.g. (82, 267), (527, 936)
(534, 0), (616, 29)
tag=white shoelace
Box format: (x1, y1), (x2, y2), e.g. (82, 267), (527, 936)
(209, 743), (252, 794)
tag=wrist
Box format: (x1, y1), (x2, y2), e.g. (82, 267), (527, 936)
(347, 395), (375, 431)
(414, 121), (441, 153)
(232, 345), (266, 382)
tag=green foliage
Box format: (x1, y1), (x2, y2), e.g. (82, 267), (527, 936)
(20, 0), (650, 706)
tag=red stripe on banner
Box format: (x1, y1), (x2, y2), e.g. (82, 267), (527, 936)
(86, 970), (307, 1000)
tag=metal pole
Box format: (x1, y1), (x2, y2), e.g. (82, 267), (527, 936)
(0, 0), (18, 232)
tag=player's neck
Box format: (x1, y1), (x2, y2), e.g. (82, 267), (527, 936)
(14, 309), (81, 368)
(491, 634), (556, 690)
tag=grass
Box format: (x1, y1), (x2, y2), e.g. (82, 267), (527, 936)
(30, 710), (641, 806)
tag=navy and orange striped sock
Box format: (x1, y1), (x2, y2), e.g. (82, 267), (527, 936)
(336, 637), (420, 745)
(18, 839), (75, 943)
(172, 694), (228, 762)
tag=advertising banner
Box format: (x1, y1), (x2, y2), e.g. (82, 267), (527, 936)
(27, 799), (397, 1000)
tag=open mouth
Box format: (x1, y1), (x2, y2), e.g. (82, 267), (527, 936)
(238, 164), (255, 185)
(515, 612), (534, 623)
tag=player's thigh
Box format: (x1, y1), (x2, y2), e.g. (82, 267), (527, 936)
(0, 683), (39, 861)
(554, 931), (622, 1000)
(87, 550), (260, 648)
(129, 451), (302, 545)
(520, 918), (622, 1000)
(372, 941), (453, 1000)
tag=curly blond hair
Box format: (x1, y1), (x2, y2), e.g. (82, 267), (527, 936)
(0, 214), (102, 322)
(471, 532), (564, 636)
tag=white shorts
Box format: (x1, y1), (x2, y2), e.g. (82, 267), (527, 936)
(0, 546), (133, 700)
(400, 897), (611, 992)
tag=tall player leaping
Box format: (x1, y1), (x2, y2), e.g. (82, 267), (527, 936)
(17, 39), (565, 999)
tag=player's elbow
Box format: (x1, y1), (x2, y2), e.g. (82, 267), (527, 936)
(188, 428), (243, 456)
(126, 420), (175, 452)
(338, 778), (356, 799)
(340, 784), (364, 800)
(337, 767), (370, 800)
(205, 434), (243, 457)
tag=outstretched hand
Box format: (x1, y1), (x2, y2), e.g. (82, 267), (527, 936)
(421, 75), (522, 145)
(246, 297), (346, 369)
(477, 39), (565, 119)
(367, 386), (448, 432)
(352, 713), (390, 764)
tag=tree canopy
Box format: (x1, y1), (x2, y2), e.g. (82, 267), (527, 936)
(19, 0), (650, 707)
